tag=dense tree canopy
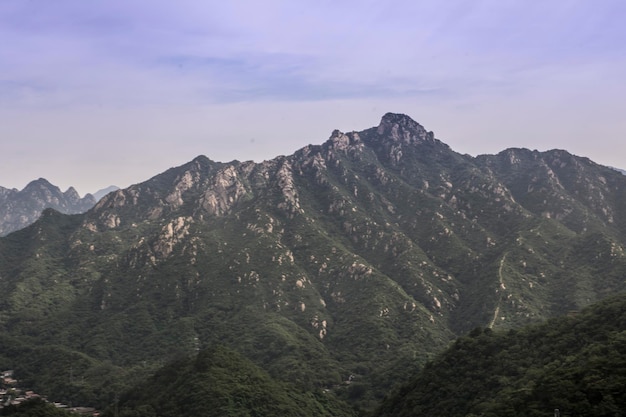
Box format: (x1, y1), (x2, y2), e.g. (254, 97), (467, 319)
(375, 294), (626, 417)
(104, 345), (356, 417)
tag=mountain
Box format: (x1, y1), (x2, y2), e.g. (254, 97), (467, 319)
(0, 113), (626, 413)
(374, 293), (626, 417)
(0, 178), (96, 236)
(92, 185), (120, 201)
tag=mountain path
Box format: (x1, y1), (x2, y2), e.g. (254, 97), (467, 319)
(488, 253), (507, 329)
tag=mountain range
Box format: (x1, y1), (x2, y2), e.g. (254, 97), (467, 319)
(1, 113), (625, 414)
(0, 181), (118, 237)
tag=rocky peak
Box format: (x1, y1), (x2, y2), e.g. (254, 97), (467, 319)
(20, 178), (64, 205)
(326, 129), (362, 152)
(64, 187), (96, 210)
(376, 112), (435, 144)
(360, 113), (448, 167)
(23, 178), (57, 194)
(64, 186), (80, 199)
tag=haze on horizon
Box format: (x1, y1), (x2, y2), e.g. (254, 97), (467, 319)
(1, 0), (625, 196)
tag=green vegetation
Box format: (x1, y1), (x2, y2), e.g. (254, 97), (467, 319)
(0, 334), (135, 409)
(1, 114), (626, 414)
(105, 345), (356, 417)
(0, 398), (73, 417)
(375, 293), (626, 416)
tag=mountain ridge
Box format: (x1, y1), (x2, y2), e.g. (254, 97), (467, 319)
(1, 113), (625, 412)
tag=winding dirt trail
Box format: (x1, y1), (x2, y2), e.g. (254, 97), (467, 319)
(488, 253), (507, 329)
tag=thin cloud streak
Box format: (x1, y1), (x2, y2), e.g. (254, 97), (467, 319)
(3, 1), (624, 105)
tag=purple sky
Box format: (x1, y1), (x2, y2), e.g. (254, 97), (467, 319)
(1, 0), (625, 195)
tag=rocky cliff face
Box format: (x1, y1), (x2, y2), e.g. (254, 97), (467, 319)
(0, 178), (96, 236)
(1, 113), (626, 411)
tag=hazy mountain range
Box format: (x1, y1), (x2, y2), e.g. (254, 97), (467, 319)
(92, 185), (120, 201)
(0, 182), (118, 236)
(1, 113), (625, 415)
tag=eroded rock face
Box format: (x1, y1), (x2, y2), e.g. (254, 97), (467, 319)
(152, 216), (193, 259)
(90, 189), (136, 230)
(275, 161), (302, 215)
(200, 165), (249, 216)
(165, 170), (198, 208)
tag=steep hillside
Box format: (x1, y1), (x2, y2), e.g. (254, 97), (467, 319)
(0, 178), (96, 236)
(375, 293), (626, 417)
(104, 345), (356, 417)
(0, 113), (625, 412)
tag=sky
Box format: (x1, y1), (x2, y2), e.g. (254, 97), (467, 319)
(1, 0), (625, 196)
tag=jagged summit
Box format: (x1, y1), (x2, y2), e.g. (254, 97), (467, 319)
(376, 112), (435, 144)
(191, 154), (214, 165)
(65, 186), (80, 198)
(379, 112), (423, 128)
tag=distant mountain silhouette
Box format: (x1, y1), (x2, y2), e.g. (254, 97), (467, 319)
(92, 185), (120, 201)
(0, 178), (96, 236)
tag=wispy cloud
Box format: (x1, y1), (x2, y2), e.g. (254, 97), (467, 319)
(2, 0), (624, 106)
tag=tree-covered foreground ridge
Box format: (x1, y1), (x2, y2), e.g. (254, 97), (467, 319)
(1, 113), (626, 415)
(375, 293), (626, 417)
